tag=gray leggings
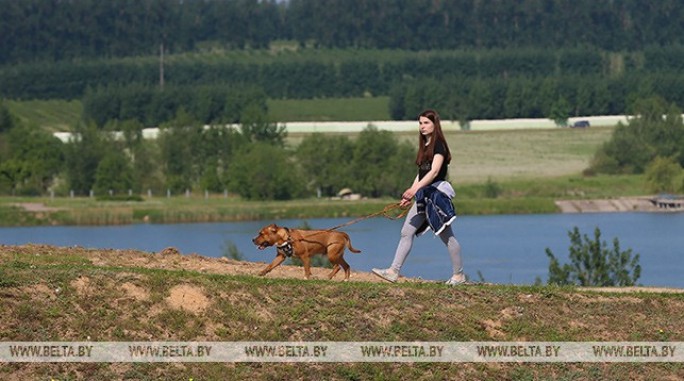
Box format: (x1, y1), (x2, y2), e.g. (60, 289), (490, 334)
(390, 202), (463, 276)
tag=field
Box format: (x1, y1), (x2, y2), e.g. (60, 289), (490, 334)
(4, 99), (82, 132)
(446, 127), (613, 184)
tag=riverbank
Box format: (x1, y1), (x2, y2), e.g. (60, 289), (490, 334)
(555, 196), (682, 213)
(0, 173), (661, 227)
(2, 192), (679, 228)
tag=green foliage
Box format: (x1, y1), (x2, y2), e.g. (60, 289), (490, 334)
(296, 133), (355, 197)
(6, 0), (684, 65)
(227, 142), (306, 201)
(158, 111), (205, 193)
(0, 101), (14, 133)
(644, 156), (684, 193)
(483, 178), (502, 199)
(239, 103), (287, 146)
(82, 84), (268, 127)
(546, 226), (641, 287)
(63, 122), (106, 195)
(548, 97), (570, 127)
(0, 124), (64, 195)
(350, 126), (414, 198)
(94, 152), (135, 196)
(221, 240), (244, 261)
(95, 195), (143, 202)
(5, 48), (684, 123)
(268, 97), (390, 122)
(590, 96), (684, 174)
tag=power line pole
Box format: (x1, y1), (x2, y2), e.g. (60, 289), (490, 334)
(159, 42), (165, 90)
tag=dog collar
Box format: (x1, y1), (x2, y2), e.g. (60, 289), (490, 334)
(277, 241), (293, 257)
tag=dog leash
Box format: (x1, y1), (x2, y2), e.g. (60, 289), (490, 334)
(326, 201), (410, 231)
(278, 202), (410, 249)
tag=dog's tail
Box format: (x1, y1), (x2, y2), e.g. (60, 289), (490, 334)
(343, 233), (361, 253)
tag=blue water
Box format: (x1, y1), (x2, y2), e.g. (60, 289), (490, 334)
(1, 212), (682, 287)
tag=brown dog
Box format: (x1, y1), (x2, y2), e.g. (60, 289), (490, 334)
(252, 223), (361, 280)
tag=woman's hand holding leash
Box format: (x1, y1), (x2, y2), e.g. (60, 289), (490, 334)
(400, 196), (412, 208)
(400, 187), (418, 207)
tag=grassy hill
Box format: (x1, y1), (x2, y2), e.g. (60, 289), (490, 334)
(1, 244), (683, 379)
(4, 97), (390, 131)
(4, 99), (82, 132)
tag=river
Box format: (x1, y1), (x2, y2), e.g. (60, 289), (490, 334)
(1, 212), (682, 288)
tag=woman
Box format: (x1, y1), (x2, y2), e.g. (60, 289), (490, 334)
(372, 109), (465, 285)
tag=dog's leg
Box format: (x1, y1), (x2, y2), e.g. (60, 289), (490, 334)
(327, 244), (351, 281)
(328, 264), (341, 279)
(259, 254), (286, 276)
(301, 256), (312, 279)
(339, 257), (351, 281)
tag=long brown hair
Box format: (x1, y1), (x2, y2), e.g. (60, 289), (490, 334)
(415, 109), (451, 166)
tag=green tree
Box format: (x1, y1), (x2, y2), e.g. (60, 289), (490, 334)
(644, 156), (683, 194)
(239, 103), (286, 146)
(296, 133), (355, 197)
(1, 124), (64, 195)
(157, 109), (201, 193)
(117, 119), (161, 194)
(548, 97), (571, 127)
(0, 101), (14, 133)
(227, 142), (305, 200)
(351, 125), (413, 198)
(64, 122), (105, 195)
(546, 226), (641, 287)
(590, 97), (684, 174)
(94, 151), (134, 196)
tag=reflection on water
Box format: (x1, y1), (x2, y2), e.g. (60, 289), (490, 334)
(1, 212), (682, 287)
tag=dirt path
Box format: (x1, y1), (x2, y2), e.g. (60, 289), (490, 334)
(3, 244), (682, 293)
(3, 244), (423, 284)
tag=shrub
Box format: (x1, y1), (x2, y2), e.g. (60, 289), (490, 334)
(644, 156), (683, 193)
(546, 226), (641, 286)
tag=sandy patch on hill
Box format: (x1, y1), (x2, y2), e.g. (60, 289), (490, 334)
(1, 244), (682, 294)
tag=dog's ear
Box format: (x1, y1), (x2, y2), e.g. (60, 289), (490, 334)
(268, 224), (277, 233)
(276, 227), (289, 242)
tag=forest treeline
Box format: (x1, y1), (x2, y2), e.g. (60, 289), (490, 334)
(2, 0), (684, 64)
(4, 46), (684, 123)
(3, 0), (684, 123)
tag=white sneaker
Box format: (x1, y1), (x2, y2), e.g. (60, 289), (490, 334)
(445, 273), (467, 286)
(372, 268), (399, 283)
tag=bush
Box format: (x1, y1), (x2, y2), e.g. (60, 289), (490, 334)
(644, 156), (683, 193)
(483, 178), (502, 199)
(546, 226), (641, 287)
(589, 96), (684, 175)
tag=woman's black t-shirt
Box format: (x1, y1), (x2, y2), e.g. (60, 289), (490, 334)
(418, 140), (448, 182)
